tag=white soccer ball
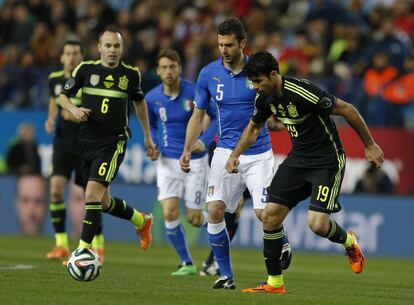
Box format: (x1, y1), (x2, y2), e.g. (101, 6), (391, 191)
(67, 248), (102, 281)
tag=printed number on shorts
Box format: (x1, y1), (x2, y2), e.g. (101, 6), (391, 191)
(316, 185), (330, 202)
(101, 98), (109, 114)
(286, 124), (298, 137)
(195, 191), (202, 205)
(261, 188), (268, 203)
(98, 162), (108, 176)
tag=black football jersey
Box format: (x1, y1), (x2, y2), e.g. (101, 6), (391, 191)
(62, 60), (144, 143)
(252, 76), (344, 168)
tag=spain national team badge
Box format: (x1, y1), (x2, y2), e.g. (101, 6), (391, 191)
(118, 75), (129, 90)
(90, 74), (100, 86)
(287, 103), (299, 117)
(208, 186), (214, 197)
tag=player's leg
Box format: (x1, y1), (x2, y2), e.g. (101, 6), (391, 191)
(101, 188), (152, 251)
(207, 148), (244, 289)
(243, 162), (309, 293)
(47, 175), (70, 258)
(307, 158), (365, 273)
(239, 150), (293, 270)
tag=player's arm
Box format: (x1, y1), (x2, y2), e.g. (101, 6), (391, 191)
(146, 98), (159, 153)
(193, 103), (217, 153)
(44, 97), (57, 134)
(134, 99), (159, 160)
(60, 108), (81, 123)
(331, 98), (384, 167)
(226, 119), (266, 173)
(180, 106), (206, 172)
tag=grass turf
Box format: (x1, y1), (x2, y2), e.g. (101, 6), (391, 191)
(0, 235), (413, 305)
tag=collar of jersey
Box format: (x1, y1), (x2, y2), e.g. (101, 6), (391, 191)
(220, 54), (249, 77)
(161, 78), (184, 101)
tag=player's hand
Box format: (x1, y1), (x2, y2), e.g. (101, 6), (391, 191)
(191, 140), (206, 153)
(70, 107), (91, 122)
(61, 109), (81, 123)
(179, 150), (191, 173)
(44, 118), (55, 134)
(365, 143), (384, 168)
(226, 155), (240, 173)
(145, 138), (158, 160)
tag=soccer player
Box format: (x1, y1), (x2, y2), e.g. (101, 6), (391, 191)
(45, 41), (105, 261)
(226, 51), (384, 293)
(58, 28), (157, 260)
(179, 17), (292, 289)
(146, 48), (216, 275)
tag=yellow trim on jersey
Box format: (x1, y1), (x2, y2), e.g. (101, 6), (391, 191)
(83, 87), (128, 98)
(72, 60), (101, 77)
(284, 80), (318, 104)
(105, 140), (125, 182)
(317, 115), (345, 210)
(48, 70), (64, 79)
(276, 113), (311, 125)
(121, 62), (139, 72)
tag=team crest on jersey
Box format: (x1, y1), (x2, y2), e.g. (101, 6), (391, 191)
(287, 103), (299, 117)
(269, 104), (277, 114)
(182, 99), (192, 111)
(54, 84), (62, 96)
(118, 75), (129, 90)
(90, 74), (100, 86)
(208, 186), (214, 197)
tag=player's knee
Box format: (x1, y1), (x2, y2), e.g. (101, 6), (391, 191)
(207, 202), (225, 223)
(50, 187), (64, 202)
(261, 208), (282, 228)
(307, 217), (329, 236)
(163, 208), (179, 221)
(187, 211), (203, 227)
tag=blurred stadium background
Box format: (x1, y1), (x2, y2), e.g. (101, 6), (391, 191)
(0, 0), (413, 303)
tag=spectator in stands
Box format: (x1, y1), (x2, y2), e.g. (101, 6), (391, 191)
(6, 122), (41, 176)
(354, 163), (395, 194)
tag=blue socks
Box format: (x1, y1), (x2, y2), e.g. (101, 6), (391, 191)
(165, 219), (193, 264)
(208, 221), (233, 278)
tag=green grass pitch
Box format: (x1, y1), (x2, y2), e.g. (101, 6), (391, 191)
(0, 235), (413, 305)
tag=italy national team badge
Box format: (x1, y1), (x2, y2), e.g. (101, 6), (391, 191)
(246, 79), (254, 89)
(182, 99), (193, 111)
(287, 103), (299, 117)
(118, 75), (129, 90)
(90, 74), (100, 86)
(208, 186), (214, 197)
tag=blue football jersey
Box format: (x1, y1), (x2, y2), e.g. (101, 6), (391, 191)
(146, 78), (216, 159)
(194, 58), (271, 155)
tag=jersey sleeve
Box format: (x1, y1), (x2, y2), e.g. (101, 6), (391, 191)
(193, 67), (210, 110)
(129, 69), (145, 101)
(61, 63), (85, 97)
(251, 94), (273, 125)
(47, 77), (55, 97)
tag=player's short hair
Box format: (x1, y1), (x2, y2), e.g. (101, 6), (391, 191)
(98, 26), (123, 41)
(61, 40), (83, 54)
(157, 48), (181, 66)
(218, 17), (246, 42)
(244, 51), (280, 78)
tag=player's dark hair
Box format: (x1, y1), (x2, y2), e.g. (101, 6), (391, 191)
(244, 51), (280, 78)
(217, 17), (246, 42)
(98, 26), (123, 41)
(61, 40), (83, 54)
(157, 48), (181, 66)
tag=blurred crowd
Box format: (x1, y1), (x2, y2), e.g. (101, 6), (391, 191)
(1, 0), (414, 128)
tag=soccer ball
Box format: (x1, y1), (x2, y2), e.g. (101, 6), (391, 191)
(67, 248), (102, 281)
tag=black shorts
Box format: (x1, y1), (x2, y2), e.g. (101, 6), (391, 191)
(267, 154), (346, 214)
(51, 143), (83, 187)
(79, 137), (127, 188)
